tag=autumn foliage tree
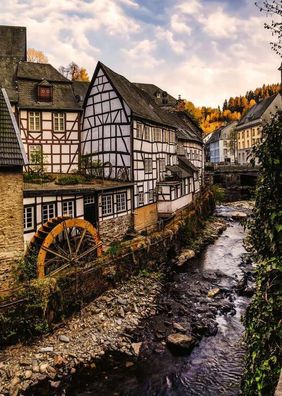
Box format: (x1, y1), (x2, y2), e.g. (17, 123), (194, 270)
(59, 62), (90, 82)
(183, 83), (280, 133)
(27, 48), (48, 63)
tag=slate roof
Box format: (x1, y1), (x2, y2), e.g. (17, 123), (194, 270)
(133, 83), (177, 107)
(17, 62), (69, 82)
(98, 63), (203, 143)
(0, 88), (27, 167)
(72, 81), (90, 106)
(99, 63), (177, 128)
(166, 110), (203, 143)
(237, 95), (277, 127)
(16, 62), (82, 110)
(178, 155), (199, 172)
(167, 164), (193, 179)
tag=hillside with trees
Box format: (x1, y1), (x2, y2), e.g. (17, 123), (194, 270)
(184, 83), (281, 133)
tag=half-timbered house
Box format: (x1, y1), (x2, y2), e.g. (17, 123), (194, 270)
(16, 63), (82, 174)
(134, 83), (204, 179)
(82, 62), (203, 229)
(0, 26), (82, 174)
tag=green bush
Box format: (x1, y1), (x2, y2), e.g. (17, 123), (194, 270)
(242, 110), (282, 395)
(211, 184), (225, 203)
(55, 174), (86, 185)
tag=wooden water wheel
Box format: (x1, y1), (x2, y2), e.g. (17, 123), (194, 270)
(27, 217), (103, 278)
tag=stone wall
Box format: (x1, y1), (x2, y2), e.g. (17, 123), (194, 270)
(99, 214), (133, 244)
(0, 170), (24, 289)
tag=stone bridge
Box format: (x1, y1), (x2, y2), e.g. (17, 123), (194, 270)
(205, 164), (259, 187)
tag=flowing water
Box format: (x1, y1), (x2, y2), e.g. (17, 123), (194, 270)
(66, 213), (250, 396)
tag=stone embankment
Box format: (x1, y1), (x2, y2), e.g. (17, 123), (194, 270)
(0, 217), (226, 396)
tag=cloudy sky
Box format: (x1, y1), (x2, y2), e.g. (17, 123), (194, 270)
(1, 0), (280, 107)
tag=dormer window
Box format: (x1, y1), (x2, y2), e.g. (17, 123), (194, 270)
(37, 80), (53, 102)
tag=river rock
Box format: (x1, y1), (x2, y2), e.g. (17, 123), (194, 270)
(167, 333), (195, 353)
(39, 363), (49, 373)
(131, 342), (142, 356)
(50, 381), (61, 389)
(24, 370), (33, 379)
(10, 377), (20, 387)
(58, 335), (70, 343)
(40, 346), (54, 353)
(173, 323), (187, 333)
(177, 250), (195, 266)
(207, 288), (221, 298)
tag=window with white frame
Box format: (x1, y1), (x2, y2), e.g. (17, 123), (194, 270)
(62, 200), (74, 217)
(136, 122), (143, 139)
(102, 195), (113, 216)
(24, 206), (35, 232)
(28, 111), (41, 131)
(42, 202), (56, 224)
(159, 158), (166, 172)
(138, 190), (144, 206)
(170, 131), (175, 143)
(164, 129), (169, 143)
(84, 195), (95, 204)
(116, 192), (126, 212)
(148, 189), (154, 202)
(144, 158), (153, 173)
(144, 125), (150, 141)
(154, 128), (161, 141)
(53, 112), (65, 132)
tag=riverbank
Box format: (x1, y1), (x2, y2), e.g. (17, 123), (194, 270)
(0, 216), (226, 396)
(64, 214), (252, 395)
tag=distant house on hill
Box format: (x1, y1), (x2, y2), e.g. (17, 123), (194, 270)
(236, 93), (282, 165)
(208, 121), (238, 164)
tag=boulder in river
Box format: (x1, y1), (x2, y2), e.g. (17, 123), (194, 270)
(167, 333), (195, 354)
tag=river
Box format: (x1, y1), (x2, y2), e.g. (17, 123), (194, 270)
(65, 209), (252, 396)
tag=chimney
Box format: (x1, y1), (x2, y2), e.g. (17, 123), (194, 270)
(0, 25), (27, 60)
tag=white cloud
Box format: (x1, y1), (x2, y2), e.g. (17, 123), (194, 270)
(123, 39), (161, 69)
(155, 27), (186, 54)
(177, 0), (202, 15)
(199, 7), (239, 38)
(170, 14), (192, 35)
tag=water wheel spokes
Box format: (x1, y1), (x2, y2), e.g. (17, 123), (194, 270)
(27, 217), (103, 278)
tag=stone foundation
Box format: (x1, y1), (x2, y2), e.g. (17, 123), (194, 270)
(0, 170), (24, 289)
(99, 214), (133, 244)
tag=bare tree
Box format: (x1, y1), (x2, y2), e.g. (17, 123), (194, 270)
(59, 62), (90, 81)
(255, 0), (282, 56)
